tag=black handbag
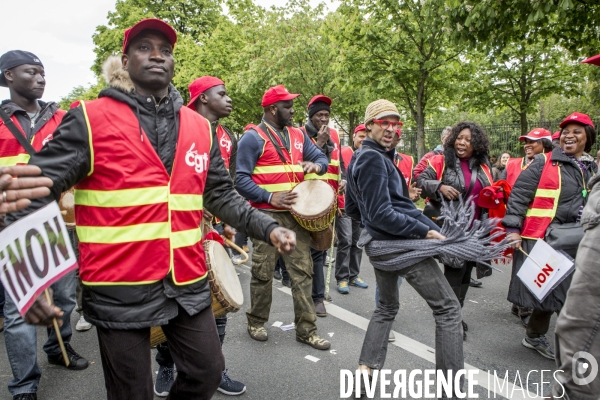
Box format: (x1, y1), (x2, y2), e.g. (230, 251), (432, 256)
(544, 221), (584, 258)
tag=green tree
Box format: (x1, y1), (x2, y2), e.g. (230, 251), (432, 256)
(446, 0), (600, 57)
(335, 0), (467, 158)
(464, 39), (580, 135)
(58, 80), (106, 110)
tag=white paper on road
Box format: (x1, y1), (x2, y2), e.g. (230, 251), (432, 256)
(272, 321), (283, 327)
(305, 355), (320, 362)
(517, 239), (574, 302)
(330, 350), (337, 355)
(0, 202), (77, 316)
(328, 332), (334, 337)
(280, 323), (295, 331)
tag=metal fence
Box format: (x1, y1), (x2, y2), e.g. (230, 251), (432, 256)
(338, 119), (600, 160)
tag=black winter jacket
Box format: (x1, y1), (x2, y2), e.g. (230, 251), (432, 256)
(502, 149), (597, 231)
(502, 148), (596, 311)
(416, 154), (493, 220)
(7, 85), (279, 330)
(346, 138), (438, 240)
(0, 100), (62, 141)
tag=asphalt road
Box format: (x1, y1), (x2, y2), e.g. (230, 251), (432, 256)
(0, 249), (559, 400)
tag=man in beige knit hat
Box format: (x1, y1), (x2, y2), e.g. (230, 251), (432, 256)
(345, 99), (464, 397)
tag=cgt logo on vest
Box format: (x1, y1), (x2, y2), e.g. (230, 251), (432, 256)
(186, 143), (209, 173)
(220, 136), (232, 153)
(294, 138), (303, 152)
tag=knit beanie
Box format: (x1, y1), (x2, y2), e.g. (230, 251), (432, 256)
(364, 99), (400, 125)
(308, 101), (331, 119)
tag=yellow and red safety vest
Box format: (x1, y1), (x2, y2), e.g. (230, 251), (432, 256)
(0, 109), (65, 166)
(394, 152), (414, 186)
(246, 123), (305, 210)
(339, 145), (355, 209)
(216, 125), (233, 171)
(520, 155), (561, 239)
(74, 98), (212, 286)
(505, 157), (528, 187)
(302, 127), (341, 210)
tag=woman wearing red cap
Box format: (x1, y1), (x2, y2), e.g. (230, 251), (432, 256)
(417, 121), (494, 341)
(502, 112), (597, 360)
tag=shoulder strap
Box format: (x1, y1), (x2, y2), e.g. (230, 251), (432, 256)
(256, 122), (290, 166)
(0, 107), (36, 155)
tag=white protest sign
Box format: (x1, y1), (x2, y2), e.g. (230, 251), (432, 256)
(517, 239), (574, 302)
(0, 201), (77, 316)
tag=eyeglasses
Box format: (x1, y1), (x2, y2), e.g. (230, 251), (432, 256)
(373, 119), (403, 130)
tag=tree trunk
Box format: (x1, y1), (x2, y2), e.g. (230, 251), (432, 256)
(415, 105), (426, 160)
(519, 111), (528, 136)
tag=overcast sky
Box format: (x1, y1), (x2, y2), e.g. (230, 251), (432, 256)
(0, 0), (337, 103)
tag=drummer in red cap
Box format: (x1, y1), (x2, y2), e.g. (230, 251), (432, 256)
(298, 94), (352, 317)
(142, 76), (248, 397)
(501, 128), (553, 187)
(236, 85), (331, 350)
(8, 19), (297, 400)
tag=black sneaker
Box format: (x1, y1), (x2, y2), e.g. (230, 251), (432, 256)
(47, 343), (89, 370)
(218, 369), (246, 395)
(13, 394), (37, 400)
(154, 365), (175, 397)
(282, 278), (291, 288)
(274, 270), (282, 280)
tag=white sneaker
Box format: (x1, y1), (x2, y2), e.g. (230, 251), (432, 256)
(76, 316), (92, 331)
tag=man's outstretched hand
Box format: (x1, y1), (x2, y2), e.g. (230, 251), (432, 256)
(0, 165), (53, 214)
(24, 288), (64, 327)
(269, 227), (296, 255)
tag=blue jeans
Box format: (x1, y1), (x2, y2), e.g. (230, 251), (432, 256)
(0, 283), (5, 319)
(359, 258), (464, 396)
(4, 270), (77, 396)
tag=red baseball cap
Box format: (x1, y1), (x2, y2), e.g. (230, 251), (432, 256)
(122, 19), (178, 53)
(582, 54), (600, 66)
(552, 131), (561, 140)
(559, 112), (594, 129)
(307, 94), (332, 108)
(354, 124), (366, 134)
(519, 128), (551, 141)
(261, 85), (300, 107)
(187, 76), (225, 109)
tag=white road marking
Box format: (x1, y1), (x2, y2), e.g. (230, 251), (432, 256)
(277, 285), (540, 400)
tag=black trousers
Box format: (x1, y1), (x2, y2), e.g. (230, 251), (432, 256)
(97, 304), (224, 400)
(444, 261), (475, 307)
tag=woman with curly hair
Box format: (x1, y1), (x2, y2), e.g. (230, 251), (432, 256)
(417, 121), (494, 341)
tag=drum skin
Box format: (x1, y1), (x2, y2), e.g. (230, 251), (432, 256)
(290, 180), (337, 233)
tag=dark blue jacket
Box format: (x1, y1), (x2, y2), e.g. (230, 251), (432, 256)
(346, 138), (439, 240)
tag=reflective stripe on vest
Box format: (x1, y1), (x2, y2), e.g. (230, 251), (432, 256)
(303, 128), (341, 191)
(246, 123), (304, 209)
(75, 98), (211, 286)
(520, 156), (561, 240)
(0, 110), (65, 166)
(395, 152), (414, 186)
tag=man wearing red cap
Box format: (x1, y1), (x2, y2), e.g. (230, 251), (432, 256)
(298, 94), (351, 317)
(335, 124), (367, 295)
(8, 19), (296, 400)
(235, 85), (331, 350)
(550, 53), (600, 400)
(149, 76), (247, 397)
